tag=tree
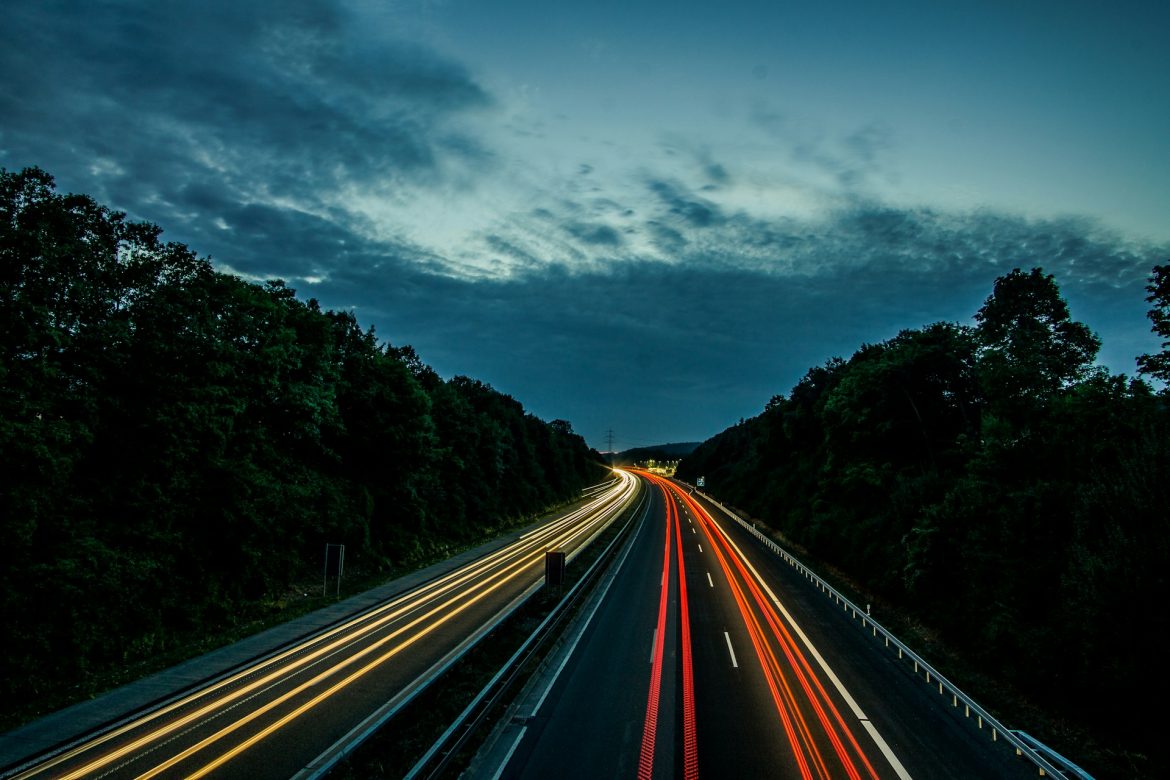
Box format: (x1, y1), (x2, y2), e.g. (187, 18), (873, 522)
(0, 167), (604, 723)
(1137, 263), (1170, 384)
(973, 267), (1100, 426)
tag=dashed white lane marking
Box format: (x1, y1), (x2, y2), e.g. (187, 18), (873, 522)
(724, 632), (738, 668)
(716, 522), (914, 780)
(707, 572), (714, 588)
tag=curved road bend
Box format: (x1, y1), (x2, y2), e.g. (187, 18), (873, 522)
(6, 471), (639, 780)
(498, 470), (1037, 779)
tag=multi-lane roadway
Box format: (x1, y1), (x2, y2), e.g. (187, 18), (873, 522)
(495, 470), (1039, 779)
(8, 465), (1051, 779)
(4, 471), (638, 780)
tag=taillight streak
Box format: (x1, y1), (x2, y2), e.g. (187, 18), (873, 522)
(675, 484), (880, 780)
(636, 482), (673, 780)
(636, 474), (699, 780)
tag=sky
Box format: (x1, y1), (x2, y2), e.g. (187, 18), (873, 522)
(2, 0), (1168, 450)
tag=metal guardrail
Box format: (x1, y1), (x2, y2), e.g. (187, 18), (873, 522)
(404, 483), (649, 779)
(294, 479), (640, 780)
(692, 487), (1091, 780)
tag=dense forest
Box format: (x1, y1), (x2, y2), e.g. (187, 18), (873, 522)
(678, 262), (1170, 769)
(0, 167), (602, 712)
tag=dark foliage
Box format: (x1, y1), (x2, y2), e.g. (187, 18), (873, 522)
(0, 168), (602, 706)
(678, 264), (1170, 765)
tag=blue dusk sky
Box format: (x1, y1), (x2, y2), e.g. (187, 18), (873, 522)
(2, 0), (1167, 449)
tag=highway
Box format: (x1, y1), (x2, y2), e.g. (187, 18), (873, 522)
(4, 471), (639, 780)
(495, 470), (1039, 779)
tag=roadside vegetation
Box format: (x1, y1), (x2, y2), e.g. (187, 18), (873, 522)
(0, 167), (603, 728)
(678, 263), (1170, 778)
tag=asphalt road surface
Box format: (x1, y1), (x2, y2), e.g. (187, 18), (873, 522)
(497, 470), (1039, 780)
(5, 472), (638, 780)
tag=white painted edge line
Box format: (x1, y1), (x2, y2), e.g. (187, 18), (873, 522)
(861, 720), (912, 780)
(724, 632), (738, 668)
(489, 726), (527, 780)
(710, 514), (914, 780)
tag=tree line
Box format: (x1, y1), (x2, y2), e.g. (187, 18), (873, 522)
(0, 167), (603, 713)
(678, 263), (1170, 770)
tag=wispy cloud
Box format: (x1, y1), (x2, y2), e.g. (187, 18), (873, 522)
(3, 0), (1167, 449)
(1, 0), (493, 272)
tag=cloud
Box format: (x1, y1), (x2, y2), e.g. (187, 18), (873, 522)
(647, 179), (725, 228)
(4, 1), (1166, 449)
(279, 193), (1166, 448)
(749, 106), (897, 192)
(565, 222), (624, 248)
(1, 0), (493, 258)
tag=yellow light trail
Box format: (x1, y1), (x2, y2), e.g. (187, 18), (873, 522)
(18, 471), (637, 780)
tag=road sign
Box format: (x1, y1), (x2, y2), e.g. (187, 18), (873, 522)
(696, 476), (705, 487)
(545, 549), (566, 588)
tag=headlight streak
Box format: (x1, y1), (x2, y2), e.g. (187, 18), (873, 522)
(145, 519), (601, 780)
(16, 471), (638, 780)
(664, 478), (882, 780)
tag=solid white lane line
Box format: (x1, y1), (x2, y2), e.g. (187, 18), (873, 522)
(707, 572), (714, 588)
(724, 632), (738, 668)
(861, 721), (912, 780)
(713, 518), (914, 780)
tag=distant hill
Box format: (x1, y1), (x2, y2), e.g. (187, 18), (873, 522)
(611, 441), (699, 465)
